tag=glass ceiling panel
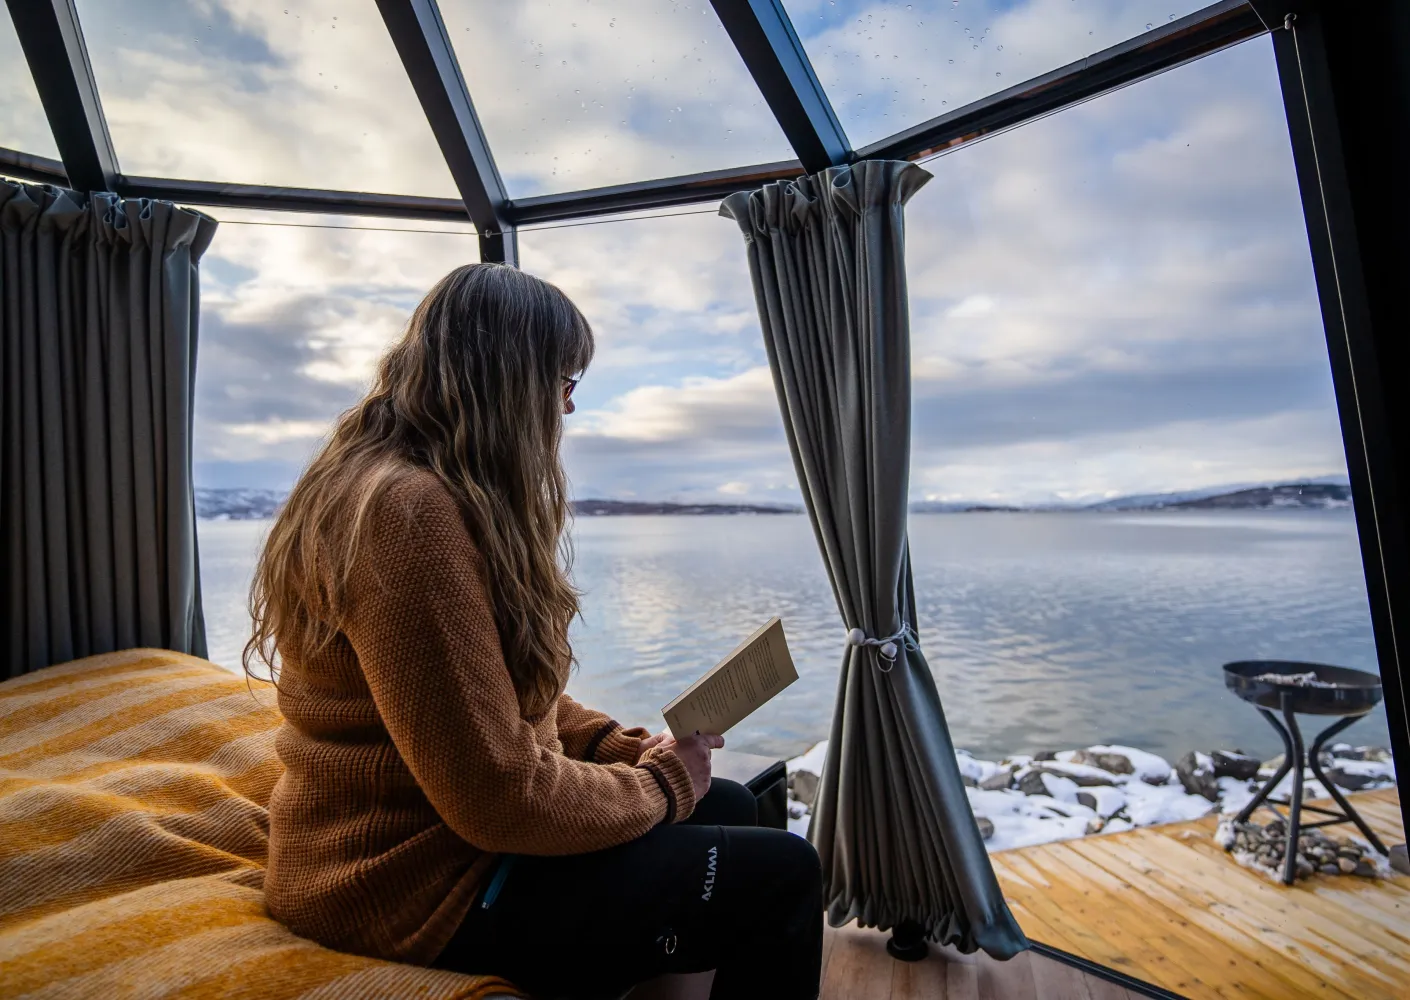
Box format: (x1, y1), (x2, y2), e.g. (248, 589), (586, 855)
(72, 0), (458, 197)
(784, 0), (1213, 149)
(438, 1), (797, 196)
(0, 5), (61, 159)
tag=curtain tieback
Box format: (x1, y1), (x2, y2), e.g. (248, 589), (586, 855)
(845, 623), (915, 671)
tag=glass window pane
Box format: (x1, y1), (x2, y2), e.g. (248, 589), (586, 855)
(195, 210), (477, 667)
(520, 212), (832, 757)
(0, 5), (60, 158)
(903, 35), (1386, 763)
(439, 1), (796, 196)
(785, 0), (1213, 149)
(72, 0), (459, 196)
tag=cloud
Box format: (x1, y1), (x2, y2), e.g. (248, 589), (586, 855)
(438, 1), (793, 194)
(67, 1), (1344, 506)
(570, 367), (777, 443)
(789, 0), (1213, 147)
(913, 409), (1348, 505)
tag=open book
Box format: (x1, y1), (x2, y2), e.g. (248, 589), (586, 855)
(662, 617), (799, 737)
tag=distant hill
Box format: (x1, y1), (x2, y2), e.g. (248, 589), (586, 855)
(195, 489), (801, 520)
(197, 480), (1351, 521)
(196, 488), (285, 520)
(574, 499), (800, 516)
(912, 480), (1352, 514)
(1163, 482), (1351, 510)
(909, 501), (1026, 513)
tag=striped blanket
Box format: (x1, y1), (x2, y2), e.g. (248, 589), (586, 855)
(0, 649), (520, 999)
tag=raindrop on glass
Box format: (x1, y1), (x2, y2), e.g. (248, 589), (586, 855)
(1146, 22), (1153, 29)
(997, 45), (1003, 51)
(995, 72), (1001, 77)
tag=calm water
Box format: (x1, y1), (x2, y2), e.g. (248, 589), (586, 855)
(198, 509), (1387, 763)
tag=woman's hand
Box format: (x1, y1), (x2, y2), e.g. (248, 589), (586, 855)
(657, 732), (724, 803)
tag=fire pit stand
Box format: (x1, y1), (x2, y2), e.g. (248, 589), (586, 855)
(1224, 660), (1388, 885)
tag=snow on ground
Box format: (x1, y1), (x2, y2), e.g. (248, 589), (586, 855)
(786, 741), (828, 778)
(781, 739), (1396, 852)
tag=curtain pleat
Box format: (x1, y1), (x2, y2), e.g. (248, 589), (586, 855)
(0, 179), (216, 677)
(721, 161), (1028, 958)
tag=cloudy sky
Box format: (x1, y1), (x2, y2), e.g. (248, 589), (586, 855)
(1, 1), (1346, 504)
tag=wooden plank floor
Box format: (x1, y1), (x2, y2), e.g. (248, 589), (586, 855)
(821, 789), (1406, 999)
(821, 921), (1136, 1000)
(990, 787), (1408, 999)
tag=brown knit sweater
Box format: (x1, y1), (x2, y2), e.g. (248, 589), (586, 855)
(264, 468), (696, 966)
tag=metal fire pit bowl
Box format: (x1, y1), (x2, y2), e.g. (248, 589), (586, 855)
(1224, 659), (1384, 716)
(1223, 659), (1388, 884)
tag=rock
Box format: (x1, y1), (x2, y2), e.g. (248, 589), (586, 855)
(1328, 768), (1375, 791)
(1320, 863), (1341, 876)
(1338, 856), (1358, 874)
(1354, 859), (1378, 878)
(1033, 750), (1058, 761)
(1031, 764), (1116, 788)
(1176, 751), (1220, 802)
(1211, 750), (1261, 781)
(1085, 817), (1105, 835)
(1077, 785), (1127, 819)
(1261, 753), (1285, 774)
(961, 774), (978, 788)
(1070, 749), (1134, 775)
(1017, 770), (1051, 797)
(1334, 745), (1393, 762)
(788, 769), (819, 808)
(1391, 844), (1410, 876)
(979, 770), (1014, 792)
(975, 816), (995, 841)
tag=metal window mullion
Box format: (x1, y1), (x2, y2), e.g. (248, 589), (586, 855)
(5, 0), (117, 192)
(376, 0), (515, 264)
(1256, 0), (1410, 830)
(710, 0), (850, 174)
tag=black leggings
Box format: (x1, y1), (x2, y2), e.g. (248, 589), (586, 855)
(434, 779), (823, 999)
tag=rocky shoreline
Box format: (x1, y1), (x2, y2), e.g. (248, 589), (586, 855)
(784, 740), (1397, 880)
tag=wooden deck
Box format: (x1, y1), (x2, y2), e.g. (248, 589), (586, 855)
(820, 788), (1407, 999)
(991, 787), (1408, 999)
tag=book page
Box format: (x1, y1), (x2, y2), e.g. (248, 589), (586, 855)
(662, 617), (798, 737)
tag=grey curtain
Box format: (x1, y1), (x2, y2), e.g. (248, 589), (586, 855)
(1, 179), (217, 677)
(721, 161), (1026, 957)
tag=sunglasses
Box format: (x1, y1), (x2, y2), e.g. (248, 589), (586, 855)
(561, 375), (579, 400)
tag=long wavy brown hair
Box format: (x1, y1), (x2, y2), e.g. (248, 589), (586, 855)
(244, 263), (594, 715)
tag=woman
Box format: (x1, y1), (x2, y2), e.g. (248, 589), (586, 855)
(248, 263), (822, 999)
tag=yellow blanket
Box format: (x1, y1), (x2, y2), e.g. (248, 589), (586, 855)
(0, 649), (520, 999)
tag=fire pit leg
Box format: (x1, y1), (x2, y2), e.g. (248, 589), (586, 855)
(1235, 708), (1295, 824)
(1280, 693), (1306, 885)
(1306, 715), (1388, 854)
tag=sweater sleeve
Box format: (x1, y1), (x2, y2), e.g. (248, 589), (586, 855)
(556, 693), (648, 765)
(341, 475), (696, 854)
